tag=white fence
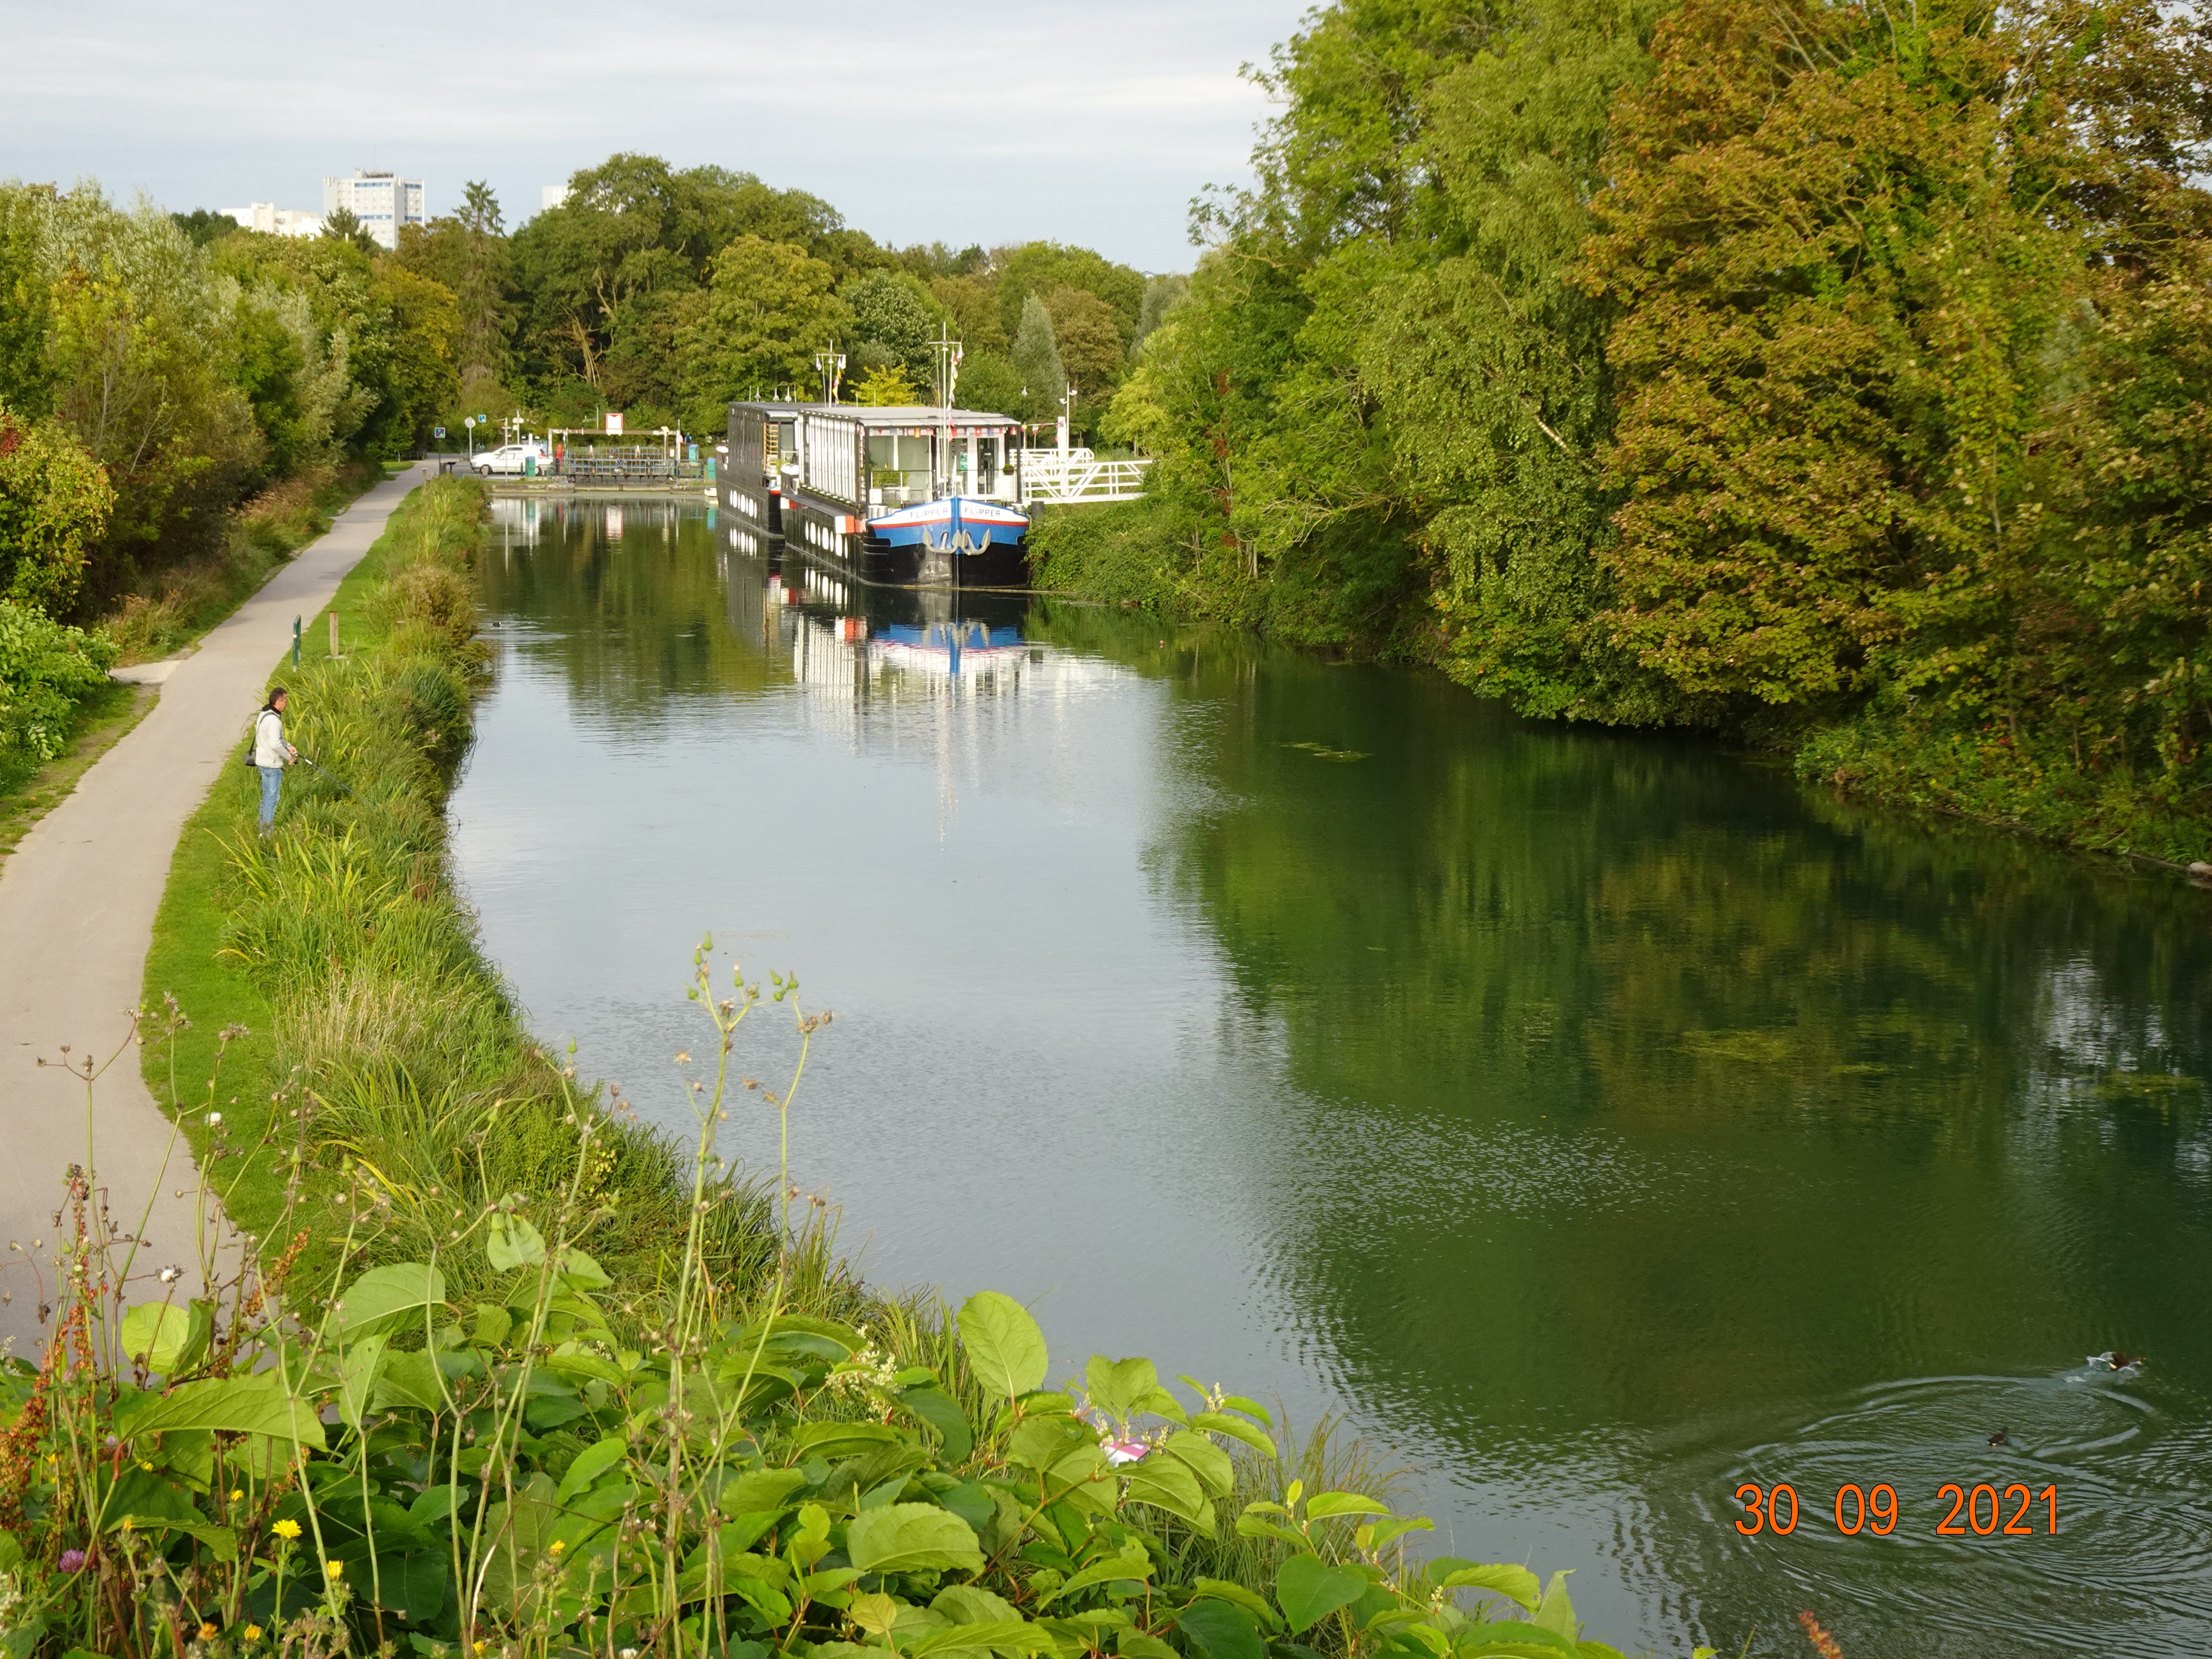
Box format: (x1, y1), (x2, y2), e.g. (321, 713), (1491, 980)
(1019, 449), (1153, 506)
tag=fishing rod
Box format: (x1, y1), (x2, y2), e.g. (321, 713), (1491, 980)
(298, 755), (358, 799)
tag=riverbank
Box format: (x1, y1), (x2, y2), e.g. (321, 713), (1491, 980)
(1029, 500), (2212, 869)
(137, 475), (848, 1310)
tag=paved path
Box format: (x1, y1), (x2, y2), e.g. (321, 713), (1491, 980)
(0, 464), (431, 1356)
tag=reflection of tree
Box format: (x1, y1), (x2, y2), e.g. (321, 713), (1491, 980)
(476, 501), (790, 717)
(1035, 605), (2212, 1442)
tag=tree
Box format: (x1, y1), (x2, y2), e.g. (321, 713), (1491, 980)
(853, 364), (919, 406)
(995, 243), (1144, 346)
(953, 352), (1022, 417)
(1009, 292), (1065, 423)
(321, 206), (379, 255)
(678, 237), (851, 429)
(1041, 286), (1122, 405)
(842, 270), (942, 384)
(395, 181), (517, 384)
(0, 408), (113, 613)
(930, 273), (1008, 354)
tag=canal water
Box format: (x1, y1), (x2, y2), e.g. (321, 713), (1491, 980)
(450, 497), (2212, 1658)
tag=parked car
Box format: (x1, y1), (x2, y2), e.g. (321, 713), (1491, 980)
(473, 442), (553, 476)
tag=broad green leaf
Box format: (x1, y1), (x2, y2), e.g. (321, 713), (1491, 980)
(844, 1503), (984, 1574)
(556, 1435), (629, 1501)
(905, 1622), (1052, 1658)
(1121, 1451), (1212, 1534)
(848, 1592), (900, 1637)
(371, 1349), (448, 1413)
(1532, 1570), (1576, 1639)
(1033, 1543), (1151, 1607)
(1175, 1599), (1264, 1659)
(122, 1372), (326, 1449)
(1453, 1624), (1576, 1657)
(1190, 1579), (1280, 1631)
(558, 1247), (611, 1287)
(0, 1531), (19, 1573)
(1359, 1515), (1434, 1553)
(334, 1263), (448, 1340)
(1274, 1555), (1367, 1633)
(121, 1517), (236, 1561)
(1433, 1561), (1541, 1611)
(120, 1300), (211, 1377)
(720, 1468), (810, 1516)
(787, 1420), (901, 1461)
(337, 1334), (388, 1429)
(957, 1291), (1048, 1399)
(473, 1303), (513, 1347)
(1085, 1355), (1158, 1419)
(1008, 1416), (1088, 1473)
(932, 1585), (1022, 1624)
(900, 1387), (974, 1462)
(1575, 1643), (1629, 1659)
(1114, 1633), (1180, 1659)
(485, 1214), (546, 1273)
(1162, 1430), (1235, 1496)
(1191, 1411), (1275, 1456)
(1305, 1491), (1389, 1521)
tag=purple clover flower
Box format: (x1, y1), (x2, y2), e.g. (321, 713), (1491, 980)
(59, 1549), (86, 1573)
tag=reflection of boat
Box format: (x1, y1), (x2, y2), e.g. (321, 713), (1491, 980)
(723, 402), (1029, 588)
(874, 620), (1027, 676)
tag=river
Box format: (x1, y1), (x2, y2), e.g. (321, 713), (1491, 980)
(449, 496), (2212, 1658)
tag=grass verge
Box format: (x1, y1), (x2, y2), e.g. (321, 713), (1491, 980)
(141, 475), (849, 1315)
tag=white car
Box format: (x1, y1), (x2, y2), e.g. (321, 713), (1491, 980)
(473, 443), (553, 476)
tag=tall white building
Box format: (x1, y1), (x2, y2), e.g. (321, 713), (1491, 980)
(321, 170), (426, 249)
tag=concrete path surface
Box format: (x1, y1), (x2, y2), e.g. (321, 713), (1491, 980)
(0, 464), (431, 1356)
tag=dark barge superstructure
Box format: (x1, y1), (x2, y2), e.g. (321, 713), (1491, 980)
(723, 401), (1029, 587)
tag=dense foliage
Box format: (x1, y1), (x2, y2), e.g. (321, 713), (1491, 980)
(1044, 0), (2212, 858)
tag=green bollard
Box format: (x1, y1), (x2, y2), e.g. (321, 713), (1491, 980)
(292, 615), (301, 666)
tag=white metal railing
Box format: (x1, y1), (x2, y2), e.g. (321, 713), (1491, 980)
(1021, 453), (1152, 505)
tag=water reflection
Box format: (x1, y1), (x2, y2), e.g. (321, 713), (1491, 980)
(452, 501), (2212, 1659)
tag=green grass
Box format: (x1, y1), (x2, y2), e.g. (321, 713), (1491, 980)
(139, 477), (835, 1316)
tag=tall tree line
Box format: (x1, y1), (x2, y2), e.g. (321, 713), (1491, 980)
(1057, 0), (2212, 859)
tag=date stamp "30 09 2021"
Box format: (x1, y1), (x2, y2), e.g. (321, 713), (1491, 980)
(1733, 1482), (2061, 1537)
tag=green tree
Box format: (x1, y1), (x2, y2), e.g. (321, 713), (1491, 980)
(0, 407), (114, 613)
(994, 242), (1145, 344)
(1008, 292), (1065, 423)
(321, 205), (379, 255)
(842, 269), (942, 384)
(1041, 285), (1123, 411)
(677, 237), (851, 428)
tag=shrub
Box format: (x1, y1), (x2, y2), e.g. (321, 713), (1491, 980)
(0, 598), (116, 762)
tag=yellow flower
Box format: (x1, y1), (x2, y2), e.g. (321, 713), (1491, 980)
(271, 1518), (302, 1540)
(121, 1517), (135, 1531)
(548, 1539), (566, 1554)
(198, 1623), (219, 1640)
(244, 1627), (263, 1643)
(229, 1489), (244, 1502)
(324, 1558), (345, 1577)
(139, 1461), (154, 1472)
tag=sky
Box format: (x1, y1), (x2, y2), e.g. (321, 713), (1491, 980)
(2, 0), (1312, 272)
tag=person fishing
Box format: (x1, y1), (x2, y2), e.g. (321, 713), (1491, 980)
(253, 686), (298, 833)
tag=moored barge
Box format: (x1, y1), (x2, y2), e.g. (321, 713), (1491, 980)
(723, 401), (1029, 587)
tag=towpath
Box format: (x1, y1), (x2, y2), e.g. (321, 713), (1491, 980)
(0, 464), (431, 1356)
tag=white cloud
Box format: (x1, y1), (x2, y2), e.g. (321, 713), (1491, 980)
(1, 0), (1308, 268)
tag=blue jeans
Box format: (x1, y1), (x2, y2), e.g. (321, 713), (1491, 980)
(258, 765), (282, 830)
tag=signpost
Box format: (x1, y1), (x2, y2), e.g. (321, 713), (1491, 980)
(605, 412), (624, 436)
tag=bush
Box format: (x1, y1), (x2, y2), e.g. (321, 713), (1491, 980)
(0, 598), (116, 763)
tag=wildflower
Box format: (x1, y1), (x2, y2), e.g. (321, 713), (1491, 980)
(140, 1460), (154, 1471)
(121, 1517), (135, 1531)
(244, 1627), (263, 1642)
(58, 1550), (85, 1572)
(548, 1539), (566, 1554)
(158, 1265), (183, 1284)
(198, 1623), (219, 1640)
(207, 1113), (223, 1126)
(324, 1558), (344, 1577)
(271, 1518), (301, 1540)
(229, 1489), (244, 1501)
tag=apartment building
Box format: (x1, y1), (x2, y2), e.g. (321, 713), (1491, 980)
(321, 170), (427, 250)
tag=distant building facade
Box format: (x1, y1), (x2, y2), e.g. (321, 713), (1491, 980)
(222, 202), (322, 237)
(542, 184), (572, 211)
(322, 170), (426, 249)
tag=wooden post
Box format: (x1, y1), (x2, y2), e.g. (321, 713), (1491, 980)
(329, 611), (339, 657)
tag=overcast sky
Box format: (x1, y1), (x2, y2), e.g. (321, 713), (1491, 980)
(2, 0), (1311, 271)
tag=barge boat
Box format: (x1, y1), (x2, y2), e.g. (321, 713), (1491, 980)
(723, 401), (1029, 587)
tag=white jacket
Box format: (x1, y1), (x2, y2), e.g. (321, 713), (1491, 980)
(253, 708), (290, 768)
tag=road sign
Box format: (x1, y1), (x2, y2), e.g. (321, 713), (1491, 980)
(434, 426), (446, 438)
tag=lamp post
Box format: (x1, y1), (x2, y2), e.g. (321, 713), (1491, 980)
(464, 415), (476, 460)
